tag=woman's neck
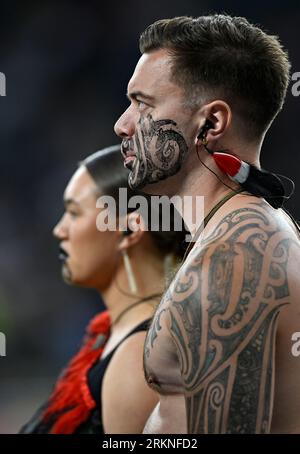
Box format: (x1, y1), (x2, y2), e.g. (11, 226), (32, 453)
(99, 246), (165, 330)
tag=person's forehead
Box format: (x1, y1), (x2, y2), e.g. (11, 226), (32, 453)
(64, 167), (97, 204)
(127, 49), (177, 97)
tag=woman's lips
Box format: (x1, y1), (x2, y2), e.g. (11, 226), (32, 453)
(59, 246), (69, 262)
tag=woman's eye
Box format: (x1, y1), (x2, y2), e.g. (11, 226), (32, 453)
(68, 210), (78, 218)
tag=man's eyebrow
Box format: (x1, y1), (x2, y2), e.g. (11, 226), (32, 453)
(126, 90), (155, 102)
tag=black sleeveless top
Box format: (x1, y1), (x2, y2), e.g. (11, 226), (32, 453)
(20, 318), (151, 434)
(76, 318), (151, 433)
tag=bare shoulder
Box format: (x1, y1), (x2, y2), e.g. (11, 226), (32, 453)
(169, 197), (300, 319)
(147, 198), (300, 348)
(202, 195), (300, 245)
(102, 330), (150, 403)
(102, 330), (158, 433)
(165, 197), (300, 433)
(106, 330), (148, 368)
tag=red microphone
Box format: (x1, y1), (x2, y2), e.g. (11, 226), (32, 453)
(211, 151), (250, 183)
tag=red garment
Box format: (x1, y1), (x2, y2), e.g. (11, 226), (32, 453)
(42, 311), (111, 434)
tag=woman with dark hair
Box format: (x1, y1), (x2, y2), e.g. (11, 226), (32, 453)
(20, 145), (187, 434)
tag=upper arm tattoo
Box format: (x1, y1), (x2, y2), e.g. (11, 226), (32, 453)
(167, 204), (296, 434)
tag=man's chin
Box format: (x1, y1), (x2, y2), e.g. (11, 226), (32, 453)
(128, 175), (163, 195)
(141, 175), (179, 198)
(128, 164), (182, 196)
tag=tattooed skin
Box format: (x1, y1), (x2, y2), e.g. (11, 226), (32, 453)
(125, 113), (189, 189)
(144, 202), (298, 433)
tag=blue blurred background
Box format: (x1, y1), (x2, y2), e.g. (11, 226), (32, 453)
(0, 0), (299, 433)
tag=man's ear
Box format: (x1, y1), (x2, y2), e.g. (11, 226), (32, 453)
(118, 212), (146, 252)
(195, 100), (232, 146)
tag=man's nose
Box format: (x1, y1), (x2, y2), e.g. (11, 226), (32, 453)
(114, 106), (136, 138)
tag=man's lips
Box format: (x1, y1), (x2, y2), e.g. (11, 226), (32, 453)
(124, 155), (136, 170)
(121, 143), (136, 170)
(125, 154), (135, 163)
(121, 147), (136, 159)
(121, 138), (135, 159)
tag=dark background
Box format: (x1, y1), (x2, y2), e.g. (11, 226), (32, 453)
(0, 0), (299, 433)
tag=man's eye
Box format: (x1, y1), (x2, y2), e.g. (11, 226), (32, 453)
(137, 100), (147, 111)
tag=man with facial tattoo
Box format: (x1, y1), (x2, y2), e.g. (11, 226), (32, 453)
(115, 15), (300, 434)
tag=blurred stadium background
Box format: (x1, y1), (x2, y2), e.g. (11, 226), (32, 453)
(0, 0), (299, 433)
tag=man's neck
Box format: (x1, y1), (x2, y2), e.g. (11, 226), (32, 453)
(173, 150), (245, 235)
(143, 139), (261, 235)
(174, 137), (263, 234)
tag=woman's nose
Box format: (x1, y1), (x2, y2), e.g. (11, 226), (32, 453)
(53, 216), (68, 239)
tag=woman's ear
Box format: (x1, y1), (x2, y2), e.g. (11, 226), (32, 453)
(118, 212), (146, 252)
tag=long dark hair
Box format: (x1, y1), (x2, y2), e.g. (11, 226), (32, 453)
(80, 144), (188, 259)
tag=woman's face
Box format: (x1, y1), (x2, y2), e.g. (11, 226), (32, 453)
(53, 166), (119, 290)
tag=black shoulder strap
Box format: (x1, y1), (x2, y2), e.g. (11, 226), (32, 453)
(99, 318), (152, 364)
(121, 318), (152, 341)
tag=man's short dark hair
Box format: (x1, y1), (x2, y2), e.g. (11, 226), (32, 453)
(139, 15), (291, 140)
